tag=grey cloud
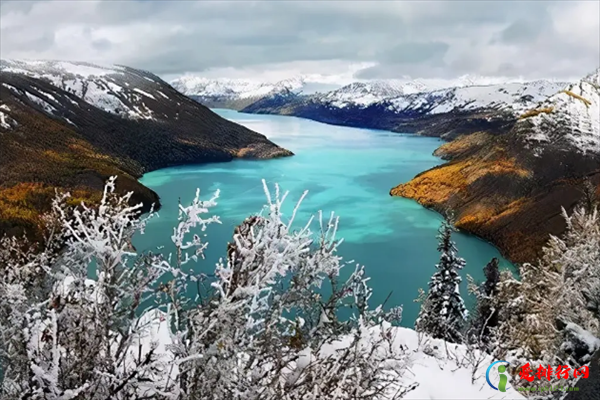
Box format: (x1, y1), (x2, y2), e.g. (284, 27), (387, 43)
(499, 19), (544, 44)
(380, 42), (450, 64)
(91, 38), (112, 52)
(0, 0), (598, 80)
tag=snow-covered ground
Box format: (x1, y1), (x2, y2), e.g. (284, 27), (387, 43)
(321, 81), (426, 107)
(324, 80), (566, 114)
(140, 309), (524, 400)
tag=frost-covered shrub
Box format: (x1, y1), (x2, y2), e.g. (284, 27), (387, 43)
(0, 178), (412, 400)
(492, 205), (600, 393)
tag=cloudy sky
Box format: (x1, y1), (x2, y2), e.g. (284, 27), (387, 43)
(1, 0), (599, 83)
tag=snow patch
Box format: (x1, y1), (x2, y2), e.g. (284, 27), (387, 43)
(0, 103), (16, 129)
(133, 87), (156, 100)
(25, 91), (57, 114)
(1, 59), (170, 122)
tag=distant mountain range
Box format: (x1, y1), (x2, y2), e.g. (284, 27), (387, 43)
(174, 70), (600, 263)
(176, 75), (572, 141)
(0, 59), (291, 239)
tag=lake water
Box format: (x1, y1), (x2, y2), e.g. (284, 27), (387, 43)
(134, 109), (513, 325)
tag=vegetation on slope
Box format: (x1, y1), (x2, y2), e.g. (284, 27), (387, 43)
(390, 131), (600, 263)
(0, 71), (292, 241)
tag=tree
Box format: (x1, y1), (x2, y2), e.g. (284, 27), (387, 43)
(1, 177), (179, 399)
(467, 258), (500, 351)
(1, 177), (413, 400)
(492, 204), (600, 392)
(580, 177), (598, 212)
(170, 180), (411, 399)
(415, 219), (468, 344)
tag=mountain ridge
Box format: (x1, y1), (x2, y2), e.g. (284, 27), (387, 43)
(390, 69), (600, 262)
(0, 59), (292, 240)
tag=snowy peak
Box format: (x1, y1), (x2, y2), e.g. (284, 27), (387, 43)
(520, 68), (600, 154)
(1, 59), (177, 122)
(171, 76), (306, 100)
(171, 76), (274, 99)
(321, 80), (426, 107)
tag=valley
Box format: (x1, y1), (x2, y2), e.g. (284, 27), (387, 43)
(176, 70), (600, 263)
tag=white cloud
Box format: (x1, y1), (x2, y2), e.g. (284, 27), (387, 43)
(1, 0), (598, 82)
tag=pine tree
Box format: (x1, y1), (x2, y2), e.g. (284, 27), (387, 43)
(415, 219), (468, 343)
(580, 177), (598, 212)
(467, 258), (500, 350)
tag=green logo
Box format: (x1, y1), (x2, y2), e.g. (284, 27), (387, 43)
(486, 360), (510, 392)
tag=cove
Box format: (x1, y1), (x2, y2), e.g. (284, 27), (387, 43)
(133, 109), (514, 326)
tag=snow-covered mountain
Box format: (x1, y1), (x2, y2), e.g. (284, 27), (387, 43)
(385, 80), (569, 116)
(0, 59), (180, 121)
(171, 76), (306, 99)
(317, 80), (427, 108)
(520, 68), (600, 154)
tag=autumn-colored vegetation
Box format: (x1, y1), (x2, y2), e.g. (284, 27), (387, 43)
(562, 90), (592, 107)
(390, 156), (530, 206)
(0, 100), (157, 241)
(433, 131), (493, 159)
(390, 122), (600, 263)
(519, 107), (554, 120)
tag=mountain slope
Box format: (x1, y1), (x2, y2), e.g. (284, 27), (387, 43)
(242, 80), (569, 139)
(0, 60), (292, 239)
(391, 70), (600, 263)
(519, 68), (600, 155)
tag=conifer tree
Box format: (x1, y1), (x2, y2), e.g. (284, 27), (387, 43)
(467, 258), (500, 350)
(415, 219), (468, 343)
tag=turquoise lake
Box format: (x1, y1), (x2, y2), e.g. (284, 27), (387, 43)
(134, 109), (513, 325)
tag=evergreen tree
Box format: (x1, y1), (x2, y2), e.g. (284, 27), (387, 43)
(416, 219), (468, 343)
(580, 177), (598, 212)
(467, 258), (500, 350)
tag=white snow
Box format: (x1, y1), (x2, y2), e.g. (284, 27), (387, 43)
(565, 322), (600, 351)
(171, 75), (307, 99)
(388, 80), (568, 116)
(25, 91), (57, 114)
(157, 91), (170, 99)
(0, 103), (16, 129)
(2, 83), (20, 93)
(133, 87), (156, 99)
(82, 81), (128, 115)
(174, 72), (568, 120)
(526, 68), (600, 154)
(1, 59), (168, 122)
(322, 80), (428, 107)
(127, 309), (178, 395)
(139, 308), (524, 400)
(35, 88), (58, 103)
